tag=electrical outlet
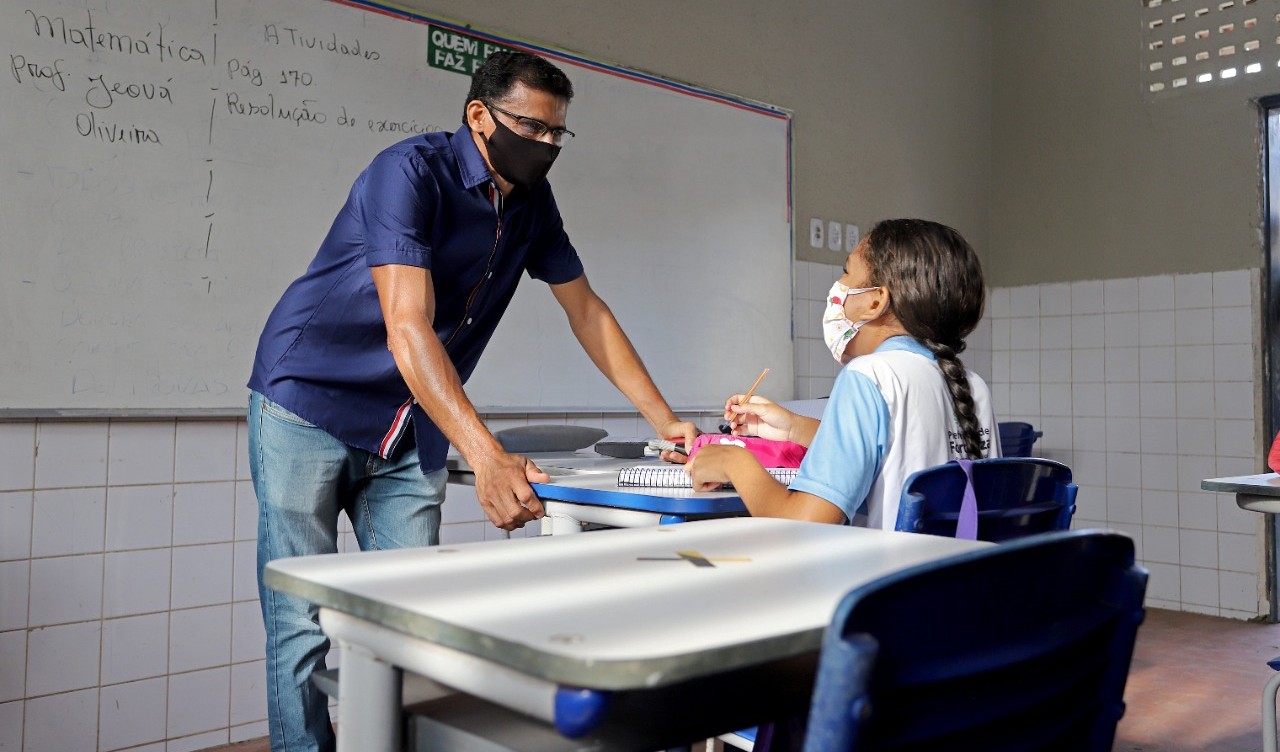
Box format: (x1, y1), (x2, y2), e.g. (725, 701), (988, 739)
(845, 224), (859, 252)
(809, 218), (824, 249)
(827, 221), (842, 252)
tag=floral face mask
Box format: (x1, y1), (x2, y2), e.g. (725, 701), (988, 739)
(822, 281), (879, 365)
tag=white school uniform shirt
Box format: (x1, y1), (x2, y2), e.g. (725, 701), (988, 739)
(789, 336), (1000, 529)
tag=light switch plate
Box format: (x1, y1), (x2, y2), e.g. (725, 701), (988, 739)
(845, 224), (859, 252)
(809, 218), (824, 249)
(827, 221), (842, 252)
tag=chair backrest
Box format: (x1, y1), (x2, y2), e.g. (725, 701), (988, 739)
(801, 530), (1148, 752)
(896, 458), (1077, 542)
(998, 421), (1044, 457)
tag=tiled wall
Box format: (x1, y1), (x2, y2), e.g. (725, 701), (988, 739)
(0, 420), (262, 752)
(984, 271), (1264, 619)
(0, 263), (1266, 750)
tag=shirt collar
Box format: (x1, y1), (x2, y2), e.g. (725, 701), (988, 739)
(875, 334), (934, 360)
(451, 126), (494, 190)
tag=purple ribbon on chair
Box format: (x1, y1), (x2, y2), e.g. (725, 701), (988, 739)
(954, 459), (978, 540)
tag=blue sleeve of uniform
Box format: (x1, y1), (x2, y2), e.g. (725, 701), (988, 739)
(359, 150), (437, 269)
(789, 368), (890, 523)
(524, 188), (584, 284)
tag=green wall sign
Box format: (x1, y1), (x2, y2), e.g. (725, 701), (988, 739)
(428, 25), (515, 75)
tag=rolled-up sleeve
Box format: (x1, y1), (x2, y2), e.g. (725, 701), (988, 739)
(359, 151), (438, 269)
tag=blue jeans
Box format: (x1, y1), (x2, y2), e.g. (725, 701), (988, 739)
(248, 391), (445, 752)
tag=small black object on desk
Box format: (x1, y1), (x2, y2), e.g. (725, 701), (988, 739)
(593, 439), (650, 459)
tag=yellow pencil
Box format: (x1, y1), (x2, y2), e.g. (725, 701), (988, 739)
(739, 368), (769, 407)
(721, 368), (770, 433)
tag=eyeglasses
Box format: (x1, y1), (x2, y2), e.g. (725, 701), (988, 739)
(485, 101), (575, 145)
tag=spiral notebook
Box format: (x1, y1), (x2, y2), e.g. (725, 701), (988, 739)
(617, 465), (799, 489)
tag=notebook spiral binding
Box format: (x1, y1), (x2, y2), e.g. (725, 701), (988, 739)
(616, 465), (798, 489)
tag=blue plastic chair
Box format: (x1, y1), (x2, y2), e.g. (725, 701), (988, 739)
(896, 458), (1077, 542)
(730, 459), (1081, 752)
(795, 530), (1148, 751)
(998, 421), (1043, 457)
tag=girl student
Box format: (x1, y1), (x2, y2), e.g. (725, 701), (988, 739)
(685, 218), (1000, 528)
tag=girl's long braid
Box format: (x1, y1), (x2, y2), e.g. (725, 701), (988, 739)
(922, 340), (984, 459)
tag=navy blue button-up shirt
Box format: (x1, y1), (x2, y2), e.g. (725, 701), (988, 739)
(248, 126), (584, 473)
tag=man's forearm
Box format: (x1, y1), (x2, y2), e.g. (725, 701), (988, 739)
(387, 317), (501, 464)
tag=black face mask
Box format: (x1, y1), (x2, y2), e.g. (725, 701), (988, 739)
(482, 113), (560, 189)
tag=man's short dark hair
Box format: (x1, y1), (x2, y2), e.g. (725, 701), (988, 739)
(463, 51), (574, 124)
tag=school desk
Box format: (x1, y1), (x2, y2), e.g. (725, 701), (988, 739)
(446, 453), (750, 534)
(263, 517), (990, 751)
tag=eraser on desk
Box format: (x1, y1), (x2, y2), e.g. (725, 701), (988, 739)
(593, 438), (650, 459)
(647, 438), (688, 456)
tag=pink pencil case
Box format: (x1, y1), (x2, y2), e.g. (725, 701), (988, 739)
(688, 434), (808, 468)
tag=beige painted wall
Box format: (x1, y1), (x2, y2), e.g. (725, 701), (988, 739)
(396, 0), (993, 265)
(990, 0), (1274, 287)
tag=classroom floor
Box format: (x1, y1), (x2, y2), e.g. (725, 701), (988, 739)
(203, 607), (1280, 752)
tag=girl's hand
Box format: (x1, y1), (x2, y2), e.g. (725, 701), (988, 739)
(724, 394), (794, 442)
(685, 444), (739, 491)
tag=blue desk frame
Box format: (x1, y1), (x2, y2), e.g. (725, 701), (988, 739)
(532, 471), (748, 533)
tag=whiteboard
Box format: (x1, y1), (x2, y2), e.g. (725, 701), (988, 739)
(0, 0), (793, 414)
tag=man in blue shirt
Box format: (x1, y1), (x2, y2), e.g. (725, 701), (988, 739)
(247, 51), (697, 752)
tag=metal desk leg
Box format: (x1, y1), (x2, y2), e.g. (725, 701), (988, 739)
(1264, 668), (1280, 752)
(337, 642), (403, 752)
(542, 502), (586, 535)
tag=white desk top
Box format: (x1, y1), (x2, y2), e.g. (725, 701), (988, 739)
(1203, 473), (1280, 513)
(1202, 473), (1280, 496)
(265, 518), (988, 690)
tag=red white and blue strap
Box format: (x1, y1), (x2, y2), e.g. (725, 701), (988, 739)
(378, 398), (414, 458)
